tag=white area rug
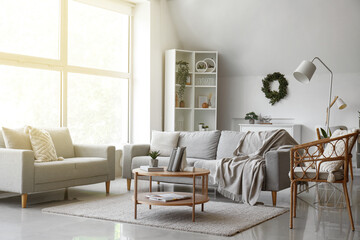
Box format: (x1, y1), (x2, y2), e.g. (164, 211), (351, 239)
(43, 194), (288, 236)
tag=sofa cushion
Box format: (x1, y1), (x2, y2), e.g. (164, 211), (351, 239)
(150, 131), (180, 157)
(193, 159), (220, 185)
(1, 127), (32, 150)
(319, 129), (357, 173)
(26, 126), (62, 163)
(216, 131), (247, 159)
(178, 131), (221, 159)
(291, 167), (344, 181)
(34, 157), (108, 184)
(45, 128), (75, 158)
(0, 131), (5, 148)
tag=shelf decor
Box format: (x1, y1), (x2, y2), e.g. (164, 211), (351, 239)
(261, 72), (288, 105)
(176, 60), (190, 107)
(204, 58), (216, 72)
(244, 112), (258, 124)
(199, 96), (208, 108)
(196, 60), (207, 72)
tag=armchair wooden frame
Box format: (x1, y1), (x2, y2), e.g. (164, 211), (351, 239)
(289, 130), (359, 231)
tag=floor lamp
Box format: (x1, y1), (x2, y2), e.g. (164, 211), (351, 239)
(293, 57), (347, 135)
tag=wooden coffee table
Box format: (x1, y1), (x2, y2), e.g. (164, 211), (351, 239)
(132, 167), (210, 222)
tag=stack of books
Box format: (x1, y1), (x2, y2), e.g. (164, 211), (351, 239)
(167, 147), (186, 172)
(140, 166), (164, 172)
(145, 193), (191, 202)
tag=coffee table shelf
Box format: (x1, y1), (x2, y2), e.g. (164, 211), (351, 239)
(132, 168), (210, 222)
(134, 192), (209, 206)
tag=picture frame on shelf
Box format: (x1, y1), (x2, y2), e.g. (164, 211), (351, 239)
(198, 96), (208, 108)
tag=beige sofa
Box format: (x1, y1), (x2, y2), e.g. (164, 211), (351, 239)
(0, 128), (115, 208)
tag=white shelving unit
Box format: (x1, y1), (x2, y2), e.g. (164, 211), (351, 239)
(165, 49), (218, 131)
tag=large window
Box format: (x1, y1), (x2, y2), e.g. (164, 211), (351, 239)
(0, 0), (131, 146)
(68, 73), (128, 145)
(0, 0), (60, 59)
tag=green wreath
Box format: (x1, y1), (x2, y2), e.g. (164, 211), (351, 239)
(261, 72), (288, 105)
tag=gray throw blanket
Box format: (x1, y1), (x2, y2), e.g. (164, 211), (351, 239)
(215, 129), (298, 205)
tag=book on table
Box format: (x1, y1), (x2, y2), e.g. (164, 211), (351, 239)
(140, 166), (164, 172)
(145, 193), (191, 202)
(166, 148), (177, 172)
(167, 147), (186, 172)
(172, 147), (185, 172)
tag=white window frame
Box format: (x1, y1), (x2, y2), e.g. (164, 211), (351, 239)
(0, 0), (132, 143)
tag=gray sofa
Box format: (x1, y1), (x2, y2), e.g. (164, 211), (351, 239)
(123, 130), (291, 206)
(0, 128), (115, 208)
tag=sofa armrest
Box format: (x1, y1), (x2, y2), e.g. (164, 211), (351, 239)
(264, 148), (291, 191)
(0, 149), (35, 193)
(74, 144), (116, 180)
(122, 144), (150, 179)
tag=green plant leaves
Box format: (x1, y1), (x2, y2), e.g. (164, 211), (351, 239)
(176, 61), (190, 101)
(261, 72), (288, 105)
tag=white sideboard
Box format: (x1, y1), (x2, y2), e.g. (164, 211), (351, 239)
(239, 124), (302, 143)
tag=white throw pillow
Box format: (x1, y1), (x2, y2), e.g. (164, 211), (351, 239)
(320, 129), (357, 174)
(45, 128), (75, 158)
(150, 131), (180, 157)
(25, 126), (64, 163)
(2, 127), (32, 150)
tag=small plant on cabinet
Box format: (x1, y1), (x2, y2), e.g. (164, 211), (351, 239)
(245, 112), (258, 124)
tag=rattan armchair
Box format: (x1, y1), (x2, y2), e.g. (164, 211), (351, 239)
(289, 130), (359, 231)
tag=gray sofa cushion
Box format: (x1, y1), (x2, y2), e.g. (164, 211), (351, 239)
(46, 128), (75, 158)
(216, 131), (246, 159)
(193, 159), (220, 185)
(178, 131), (221, 159)
(0, 131), (5, 148)
(35, 157), (108, 184)
(291, 167), (344, 181)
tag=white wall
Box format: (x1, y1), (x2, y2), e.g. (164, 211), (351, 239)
(131, 2), (150, 143)
(165, 0), (360, 144)
(150, 0), (182, 133)
(131, 0), (182, 143)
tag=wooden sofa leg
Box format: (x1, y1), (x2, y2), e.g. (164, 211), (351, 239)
(106, 181), (110, 194)
(64, 188), (69, 200)
(127, 179), (131, 191)
(271, 191), (277, 206)
(21, 194), (28, 208)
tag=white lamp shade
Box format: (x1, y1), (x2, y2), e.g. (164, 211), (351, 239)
(293, 60), (317, 84)
(336, 97), (347, 109)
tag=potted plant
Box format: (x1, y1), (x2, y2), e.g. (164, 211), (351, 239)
(148, 150), (160, 167)
(245, 112), (258, 124)
(198, 123), (205, 131)
(176, 61), (190, 107)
